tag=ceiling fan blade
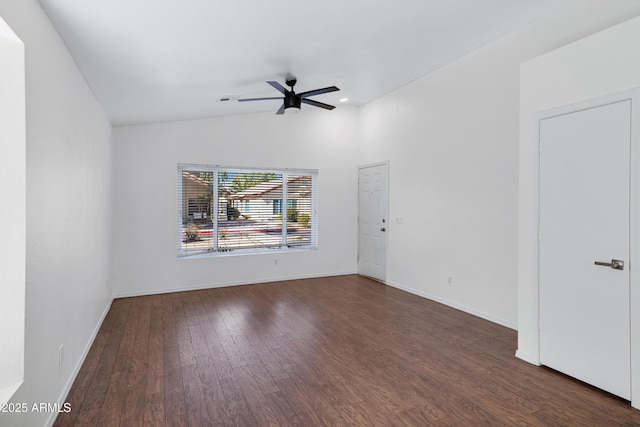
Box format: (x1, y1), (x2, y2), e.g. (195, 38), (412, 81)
(301, 98), (336, 110)
(267, 81), (288, 94)
(276, 104), (286, 115)
(238, 97), (283, 102)
(299, 86), (340, 98)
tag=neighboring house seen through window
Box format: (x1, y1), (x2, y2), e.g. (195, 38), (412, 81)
(177, 164), (318, 257)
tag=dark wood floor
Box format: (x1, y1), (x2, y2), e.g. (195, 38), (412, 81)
(54, 275), (640, 426)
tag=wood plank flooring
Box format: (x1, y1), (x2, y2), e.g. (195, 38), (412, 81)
(54, 275), (640, 426)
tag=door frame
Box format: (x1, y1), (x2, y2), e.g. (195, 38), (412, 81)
(357, 161), (389, 282)
(530, 89), (640, 408)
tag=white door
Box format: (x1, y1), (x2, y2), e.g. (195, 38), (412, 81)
(358, 163), (388, 282)
(539, 100), (631, 400)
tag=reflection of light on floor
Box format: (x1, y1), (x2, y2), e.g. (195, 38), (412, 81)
(164, 281), (328, 378)
(235, 298), (318, 337)
(221, 295), (321, 371)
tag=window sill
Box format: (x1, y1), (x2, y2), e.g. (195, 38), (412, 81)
(0, 380), (23, 404)
(178, 246), (317, 260)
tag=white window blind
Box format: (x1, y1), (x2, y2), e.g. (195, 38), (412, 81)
(177, 164), (318, 257)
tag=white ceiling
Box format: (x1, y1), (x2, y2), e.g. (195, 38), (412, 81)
(39, 0), (570, 126)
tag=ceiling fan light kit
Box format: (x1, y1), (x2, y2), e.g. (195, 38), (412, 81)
(283, 92), (301, 112)
(238, 77), (339, 115)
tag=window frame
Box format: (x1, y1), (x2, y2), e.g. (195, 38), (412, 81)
(177, 164), (319, 258)
(0, 15), (25, 404)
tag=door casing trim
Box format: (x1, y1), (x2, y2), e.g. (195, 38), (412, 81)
(530, 88), (640, 408)
(357, 161), (389, 283)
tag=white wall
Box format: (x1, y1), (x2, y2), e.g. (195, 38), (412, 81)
(112, 107), (358, 296)
(357, 0), (640, 329)
(518, 15), (640, 407)
(0, 1), (113, 426)
(1, 0), (640, 425)
(0, 16), (25, 403)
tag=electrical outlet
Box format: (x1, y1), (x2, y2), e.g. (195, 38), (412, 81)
(58, 344), (64, 366)
(448, 276), (453, 286)
(274, 258), (278, 265)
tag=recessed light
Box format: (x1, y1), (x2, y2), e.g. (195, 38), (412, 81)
(217, 95), (238, 102)
(339, 98), (349, 103)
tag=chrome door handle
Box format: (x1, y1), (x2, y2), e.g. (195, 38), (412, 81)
(594, 259), (624, 270)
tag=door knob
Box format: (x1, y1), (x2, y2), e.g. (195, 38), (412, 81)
(380, 227), (386, 232)
(594, 259), (624, 270)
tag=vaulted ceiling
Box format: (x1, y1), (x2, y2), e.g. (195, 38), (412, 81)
(40, 0), (570, 126)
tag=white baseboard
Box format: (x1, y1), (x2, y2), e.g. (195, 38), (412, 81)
(385, 280), (518, 331)
(113, 270), (358, 299)
(0, 381), (23, 406)
(515, 349), (540, 366)
(46, 298), (113, 427)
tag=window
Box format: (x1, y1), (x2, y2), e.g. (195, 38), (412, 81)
(177, 164), (318, 257)
(0, 15), (25, 403)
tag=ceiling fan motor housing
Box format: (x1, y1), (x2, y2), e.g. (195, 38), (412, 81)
(284, 94), (301, 110)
